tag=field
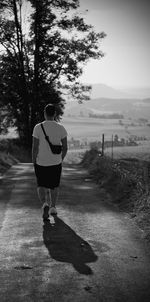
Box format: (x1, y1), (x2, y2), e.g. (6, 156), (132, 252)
(1, 114), (150, 162)
(105, 143), (150, 161)
(62, 116), (150, 140)
(3, 116), (150, 142)
(61, 116), (150, 161)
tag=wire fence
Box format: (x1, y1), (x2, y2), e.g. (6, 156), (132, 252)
(99, 133), (150, 195)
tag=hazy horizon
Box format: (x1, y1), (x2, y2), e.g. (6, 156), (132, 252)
(82, 82), (150, 90)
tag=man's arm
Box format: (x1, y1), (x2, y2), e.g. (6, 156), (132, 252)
(61, 136), (68, 161)
(32, 136), (39, 164)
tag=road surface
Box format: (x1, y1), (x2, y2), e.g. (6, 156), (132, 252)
(0, 162), (150, 302)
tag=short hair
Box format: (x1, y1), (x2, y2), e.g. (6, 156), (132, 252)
(44, 104), (56, 117)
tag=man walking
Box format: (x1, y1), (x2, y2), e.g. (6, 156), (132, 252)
(32, 104), (68, 219)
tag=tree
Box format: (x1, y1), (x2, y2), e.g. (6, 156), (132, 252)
(0, 0), (106, 146)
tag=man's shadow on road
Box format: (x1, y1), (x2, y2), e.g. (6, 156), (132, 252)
(43, 216), (98, 275)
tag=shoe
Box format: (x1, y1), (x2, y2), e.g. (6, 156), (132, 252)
(42, 205), (49, 220)
(50, 206), (57, 215)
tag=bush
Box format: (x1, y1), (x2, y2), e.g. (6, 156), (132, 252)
(81, 148), (100, 167)
(0, 138), (31, 162)
(81, 149), (143, 203)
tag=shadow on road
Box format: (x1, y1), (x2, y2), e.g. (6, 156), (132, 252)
(43, 216), (98, 275)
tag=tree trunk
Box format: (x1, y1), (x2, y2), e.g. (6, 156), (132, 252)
(13, 0), (32, 147)
(33, 0), (40, 115)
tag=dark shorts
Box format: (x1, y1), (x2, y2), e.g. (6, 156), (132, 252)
(34, 163), (62, 189)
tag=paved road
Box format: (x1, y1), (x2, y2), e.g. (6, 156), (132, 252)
(0, 162), (150, 302)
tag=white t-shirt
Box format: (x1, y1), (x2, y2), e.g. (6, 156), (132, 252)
(32, 120), (67, 166)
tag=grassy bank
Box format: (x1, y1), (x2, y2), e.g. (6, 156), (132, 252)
(81, 148), (150, 241)
(0, 139), (31, 178)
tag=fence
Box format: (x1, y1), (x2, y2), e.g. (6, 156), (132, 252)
(99, 133), (150, 194)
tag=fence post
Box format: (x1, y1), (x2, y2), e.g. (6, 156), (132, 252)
(101, 133), (104, 156)
(111, 134), (114, 160)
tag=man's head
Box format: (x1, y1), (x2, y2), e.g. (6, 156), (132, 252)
(44, 104), (56, 119)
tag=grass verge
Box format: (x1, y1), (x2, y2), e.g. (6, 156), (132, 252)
(81, 148), (150, 241)
(0, 138), (31, 178)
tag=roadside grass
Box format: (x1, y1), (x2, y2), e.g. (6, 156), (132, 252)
(65, 150), (85, 164)
(81, 148), (150, 241)
(0, 138), (31, 177)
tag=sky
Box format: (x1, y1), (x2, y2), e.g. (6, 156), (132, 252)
(1, 0), (149, 90)
(79, 0), (150, 88)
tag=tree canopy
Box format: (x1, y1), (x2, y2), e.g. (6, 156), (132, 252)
(0, 0), (106, 146)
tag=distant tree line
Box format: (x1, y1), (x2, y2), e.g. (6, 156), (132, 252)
(67, 134), (144, 151)
(90, 136), (138, 150)
(89, 113), (124, 119)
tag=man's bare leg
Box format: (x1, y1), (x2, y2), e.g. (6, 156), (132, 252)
(37, 187), (51, 204)
(50, 187), (59, 214)
(37, 187), (46, 204)
(37, 186), (50, 219)
(46, 188), (51, 205)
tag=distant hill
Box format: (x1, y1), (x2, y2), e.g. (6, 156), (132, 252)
(88, 83), (150, 99)
(120, 87), (150, 99)
(64, 97), (150, 119)
(143, 98), (150, 104)
(64, 83), (150, 119)
(90, 83), (133, 99)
